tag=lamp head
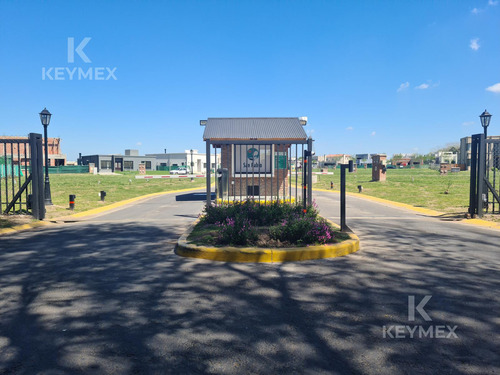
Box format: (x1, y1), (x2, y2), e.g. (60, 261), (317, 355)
(39, 108), (52, 127)
(479, 109), (492, 129)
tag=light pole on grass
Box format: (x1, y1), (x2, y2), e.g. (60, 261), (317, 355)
(39, 108), (53, 205)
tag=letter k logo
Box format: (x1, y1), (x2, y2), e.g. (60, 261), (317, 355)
(68, 37), (91, 63)
(408, 295), (432, 321)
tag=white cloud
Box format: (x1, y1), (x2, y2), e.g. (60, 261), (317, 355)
(414, 81), (439, 90)
(346, 126), (353, 131)
(416, 83), (430, 90)
(371, 131), (376, 137)
(470, 38), (480, 51)
(136, 142), (142, 146)
(472, 1), (496, 14)
(462, 121), (475, 127)
(486, 83), (500, 93)
(397, 82), (410, 92)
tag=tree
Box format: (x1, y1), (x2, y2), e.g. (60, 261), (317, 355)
(391, 153), (404, 163)
(422, 152), (436, 164)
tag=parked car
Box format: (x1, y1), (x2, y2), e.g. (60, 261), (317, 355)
(171, 168), (188, 175)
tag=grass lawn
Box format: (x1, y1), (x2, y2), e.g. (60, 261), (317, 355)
(1, 172), (210, 227)
(2, 167), (498, 229)
(313, 167), (471, 214)
(45, 172), (209, 219)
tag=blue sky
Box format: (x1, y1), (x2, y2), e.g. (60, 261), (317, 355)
(1, 0), (499, 161)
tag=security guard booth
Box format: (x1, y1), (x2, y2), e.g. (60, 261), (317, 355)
(201, 117), (313, 206)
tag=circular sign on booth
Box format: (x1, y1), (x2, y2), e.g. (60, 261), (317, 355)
(247, 148), (259, 161)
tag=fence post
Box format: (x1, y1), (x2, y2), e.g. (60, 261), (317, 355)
(469, 135), (478, 216)
(340, 164), (346, 231)
(307, 137), (313, 205)
(29, 133), (45, 220)
(302, 148), (306, 209)
(477, 134), (486, 217)
(206, 139), (211, 208)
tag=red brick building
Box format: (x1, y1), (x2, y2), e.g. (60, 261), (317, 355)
(0, 136), (66, 166)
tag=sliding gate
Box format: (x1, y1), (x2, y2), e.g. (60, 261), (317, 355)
(469, 133), (500, 217)
(1, 133), (45, 220)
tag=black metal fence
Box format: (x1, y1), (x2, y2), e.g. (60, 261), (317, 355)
(0, 133), (45, 220)
(469, 134), (500, 217)
(485, 138), (500, 214)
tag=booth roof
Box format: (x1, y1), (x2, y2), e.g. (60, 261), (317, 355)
(202, 118), (308, 141)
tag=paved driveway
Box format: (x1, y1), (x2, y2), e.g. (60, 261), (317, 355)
(0, 191), (498, 374)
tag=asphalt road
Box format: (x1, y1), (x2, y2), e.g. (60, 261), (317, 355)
(0, 190), (499, 375)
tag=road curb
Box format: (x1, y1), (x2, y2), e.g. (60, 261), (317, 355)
(313, 188), (500, 231)
(461, 218), (500, 230)
(175, 219), (360, 263)
(314, 188), (443, 216)
(0, 220), (50, 235)
(0, 187), (205, 236)
(66, 187), (205, 219)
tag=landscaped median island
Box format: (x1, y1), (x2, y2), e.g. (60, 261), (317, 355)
(176, 200), (360, 263)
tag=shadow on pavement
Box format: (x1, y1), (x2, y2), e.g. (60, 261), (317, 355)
(0, 219), (498, 374)
(175, 192), (215, 202)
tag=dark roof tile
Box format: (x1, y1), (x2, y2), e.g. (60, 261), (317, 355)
(203, 118), (307, 140)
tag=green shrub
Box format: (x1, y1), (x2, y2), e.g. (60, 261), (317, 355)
(201, 200), (318, 227)
(269, 216), (336, 245)
(197, 200), (336, 246)
(216, 217), (258, 246)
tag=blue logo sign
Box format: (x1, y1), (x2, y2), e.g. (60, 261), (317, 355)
(247, 148), (259, 161)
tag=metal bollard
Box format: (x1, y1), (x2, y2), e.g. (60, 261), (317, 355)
(69, 194), (76, 210)
(100, 191), (106, 201)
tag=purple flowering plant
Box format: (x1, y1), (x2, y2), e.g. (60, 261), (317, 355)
(200, 199), (337, 246)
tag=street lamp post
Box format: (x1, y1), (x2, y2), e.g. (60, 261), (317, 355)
(39, 108), (53, 205)
(479, 109), (492, 214)
(480, 109), (492, 139)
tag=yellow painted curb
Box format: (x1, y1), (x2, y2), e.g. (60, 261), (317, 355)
(314, 188), (444, 216)
(0, 220), (50, 235)
(0, 187), (206, 236)
(68, 187), (204, 219)
(462, 218), (500, 230)
(313, 188), (500, 231)
(175, 218), (360, 263)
